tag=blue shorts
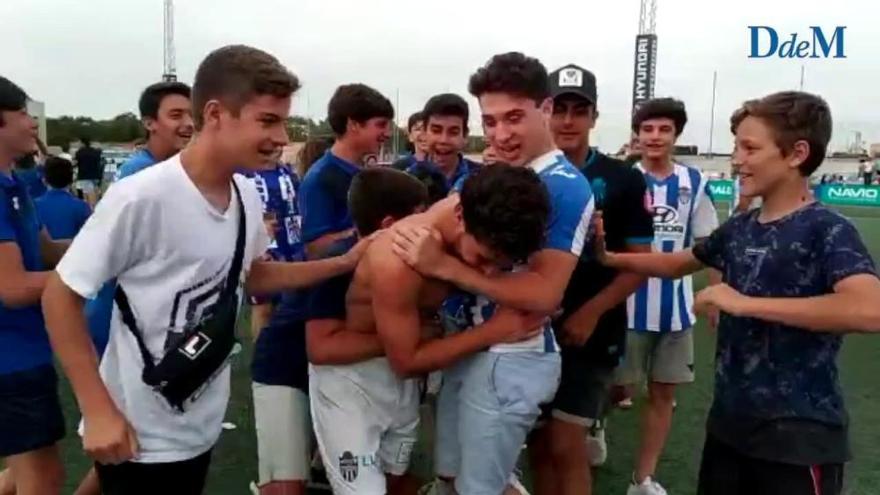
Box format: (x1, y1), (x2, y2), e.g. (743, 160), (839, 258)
(0, 365), (65, 457)
(436, 352), (560, 495)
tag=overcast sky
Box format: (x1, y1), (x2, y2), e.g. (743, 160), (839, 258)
(3, 0), (877, 153)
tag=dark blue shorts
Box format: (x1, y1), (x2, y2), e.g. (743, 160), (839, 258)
(0, 365), (66, 457)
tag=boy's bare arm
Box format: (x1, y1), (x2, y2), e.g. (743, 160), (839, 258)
(306, 318), (384, 365)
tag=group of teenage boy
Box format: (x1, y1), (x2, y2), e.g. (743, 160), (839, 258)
(1, 42), (879, 495)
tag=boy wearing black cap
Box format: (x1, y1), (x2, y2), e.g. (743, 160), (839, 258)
(528, 64), (654, 495)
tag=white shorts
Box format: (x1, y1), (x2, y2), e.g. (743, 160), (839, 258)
(75, 179), (98, 194)
(310, 358), (420, 495)
(252, 382), (312, 485)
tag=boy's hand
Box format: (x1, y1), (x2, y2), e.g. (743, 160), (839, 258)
(560, 310), (600, 347)
(695, 283), (750, 318)
(593, 211), (612, 265)
(341, 232), (379, 270)
(83, 407), (139, 465)
(391, 225), (453, 278)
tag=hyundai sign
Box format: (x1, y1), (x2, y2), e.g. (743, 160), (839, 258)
(632, 34), (658, 114)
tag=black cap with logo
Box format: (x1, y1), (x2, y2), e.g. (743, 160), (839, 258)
(548, 64), (597, 105)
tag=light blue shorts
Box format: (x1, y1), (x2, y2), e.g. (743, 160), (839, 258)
(435, 351), (561, 495)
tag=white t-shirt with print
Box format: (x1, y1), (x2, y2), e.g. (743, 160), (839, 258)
(57, 154), (269, 463)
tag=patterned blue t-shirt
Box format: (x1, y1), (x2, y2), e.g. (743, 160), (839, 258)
(693, 202), (876, 465)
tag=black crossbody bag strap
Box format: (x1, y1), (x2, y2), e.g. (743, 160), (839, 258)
(114, 180), (246, 373)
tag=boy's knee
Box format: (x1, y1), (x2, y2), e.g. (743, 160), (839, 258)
(648, 382), (677, 405)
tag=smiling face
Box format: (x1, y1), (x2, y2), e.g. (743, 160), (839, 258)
(146, 93), (194, 154)
(207, 93), (292, 171)
(426, 114), (467, 170)
(636, 117), (678, 162)
(731, 115), (809, 198)
(351, 117), (392, 157)
(478, 92), (552, 167)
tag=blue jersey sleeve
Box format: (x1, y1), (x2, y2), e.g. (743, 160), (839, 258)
(543, 171), (594, 256)
(116, 158), (150, 180)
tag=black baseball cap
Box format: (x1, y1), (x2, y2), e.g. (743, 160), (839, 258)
(548, 64), (597, 105)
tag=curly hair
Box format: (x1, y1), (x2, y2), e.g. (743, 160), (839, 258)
(631, 97), (688, 136)
(730, 91), (832, 176)
(459, 164), (549, 262)
(468, 52), (550, 104)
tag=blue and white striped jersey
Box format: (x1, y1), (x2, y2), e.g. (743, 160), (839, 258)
(627, 162), (718, 332)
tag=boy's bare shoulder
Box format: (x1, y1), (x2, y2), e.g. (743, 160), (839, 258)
(365, 231), (423, 296)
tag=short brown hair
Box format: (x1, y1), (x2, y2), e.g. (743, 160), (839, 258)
(192, 45), (300, 129)
(349, 168), (427, 236)
(730, 91), (832, 176)
(326, 84), (394, 136)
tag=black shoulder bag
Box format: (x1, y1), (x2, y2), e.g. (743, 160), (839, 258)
(115, 181), (246, 412)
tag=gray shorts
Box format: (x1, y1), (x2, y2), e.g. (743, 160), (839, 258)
(616, 329), (694, 385)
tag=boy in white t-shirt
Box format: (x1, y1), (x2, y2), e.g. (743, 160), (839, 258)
(40, 45), (367, 495)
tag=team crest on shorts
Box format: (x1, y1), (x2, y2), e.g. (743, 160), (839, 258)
(339, 451), (358, 482)
(678, 186), (691, 205)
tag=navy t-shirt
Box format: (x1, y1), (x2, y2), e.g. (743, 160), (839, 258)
(35, 188), (91, 239)
(693, 202), (877, 465)
(0, 172), (52, 375)
(251, 237), (356, 390)
(75, 146), (103, 181)
(306, 237), (357, 321)
(559, 150), (654, 367)
(299, 151), (360, 244)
